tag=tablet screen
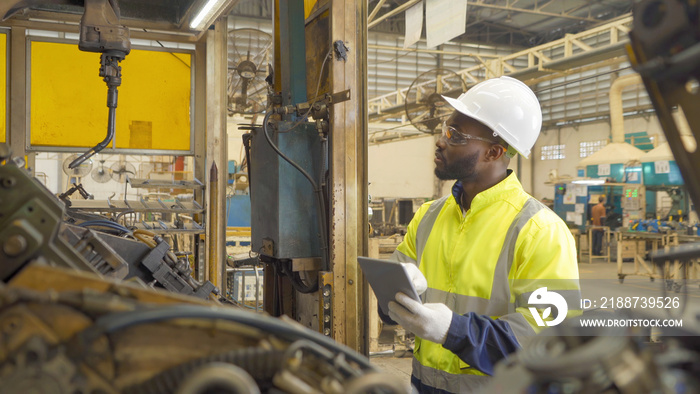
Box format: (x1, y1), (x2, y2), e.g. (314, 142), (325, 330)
(358, 256), (422, 314)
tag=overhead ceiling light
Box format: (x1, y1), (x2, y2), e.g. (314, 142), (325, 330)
(571, 179), (606, 185)
(190, 0), (225, 30)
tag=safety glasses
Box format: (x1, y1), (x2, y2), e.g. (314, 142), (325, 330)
(441, 122), (498, 146)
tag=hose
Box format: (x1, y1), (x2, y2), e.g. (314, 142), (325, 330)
(69, 53), (123, 169)
(279, 260), (317, 294)
(123, 347), (283, 394)
(72, 304), (376, 371)
(133, 229), (179, 266)
(68, 92), (117, 169)
(77, 220), (131, 234)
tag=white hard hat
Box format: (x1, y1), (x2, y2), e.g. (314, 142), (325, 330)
(442, 76), (542, 159)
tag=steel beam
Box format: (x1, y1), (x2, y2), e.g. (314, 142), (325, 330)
(368, 0), (387, 24)
(467, 0), (598, 22)
(367, 15), (634, 127)
(368, 43), (500, 59)
(368, 0), (420, 29)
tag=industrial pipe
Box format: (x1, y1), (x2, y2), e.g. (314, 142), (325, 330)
(609, 73), (643, 143)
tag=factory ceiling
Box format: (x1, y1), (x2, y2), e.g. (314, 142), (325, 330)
(367, 0), (635, 48)
(4, 1), (636, 48)
(1, 0), (241, 33)
(229, 0), (634, 48)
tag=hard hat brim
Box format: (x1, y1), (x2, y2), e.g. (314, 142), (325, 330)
(441, 95), (471, 120)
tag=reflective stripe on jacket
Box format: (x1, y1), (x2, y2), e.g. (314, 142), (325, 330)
(392, 172), (580, 391)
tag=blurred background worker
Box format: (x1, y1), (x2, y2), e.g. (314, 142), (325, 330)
(377, 76), (581, 393)
(591, 196), (607, 256)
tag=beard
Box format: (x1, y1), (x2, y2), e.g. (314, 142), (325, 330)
(434, 151), (480, 181)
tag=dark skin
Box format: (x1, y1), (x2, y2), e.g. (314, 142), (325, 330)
(434, 111), (510, 211)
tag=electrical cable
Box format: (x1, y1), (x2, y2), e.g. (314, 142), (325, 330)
(133, 229), (179, 266)
(144, 29), (192, 69)
(115, 209), (135, 226)
(77, 220), (131, 234)
(279, 260), (317, 294)
(369, 49), (414, 65)
(242, 133), (253, 197)
(262, 112), (329, 275)
(73, 304), (377, 371)
(278, 47), (333, 134)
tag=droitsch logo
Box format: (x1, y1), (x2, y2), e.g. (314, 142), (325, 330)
(528, 287), (568, 327)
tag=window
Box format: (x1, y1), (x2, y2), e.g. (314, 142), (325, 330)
(29, 40), (192, 152)
(541, 144), (565, 160)
(579, 140), (607, 158)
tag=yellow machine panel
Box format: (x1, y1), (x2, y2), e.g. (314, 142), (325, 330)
(30, 41), (192, 151)
(0, 32), (6, 143)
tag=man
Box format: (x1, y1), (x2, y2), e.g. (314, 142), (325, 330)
(379, 76), (580, 393)
(591, 196), (606, 256)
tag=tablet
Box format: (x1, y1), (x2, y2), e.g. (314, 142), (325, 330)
(358, 257), (422, 314)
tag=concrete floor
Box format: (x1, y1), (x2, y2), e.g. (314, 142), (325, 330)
(370, 354), (413, 391)
(370, 260), (700, 389)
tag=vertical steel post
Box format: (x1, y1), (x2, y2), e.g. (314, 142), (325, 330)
(205, 18), (228, 291)
(9, 27), (26, 163)
(194, 36), (207, 283)
(328, 0), (369, 354)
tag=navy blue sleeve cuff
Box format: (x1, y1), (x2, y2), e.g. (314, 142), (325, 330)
(442, 312), (522, 376)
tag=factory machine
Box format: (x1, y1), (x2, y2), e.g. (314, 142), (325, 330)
(554, 168), (694, 234)
(0, 0), (396, 393)
(240, 0), (370, 352)
(553, 181), (635, 232)
(0, 145), (400, 393)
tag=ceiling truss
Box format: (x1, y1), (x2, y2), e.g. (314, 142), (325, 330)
(367, 14), (634, 144)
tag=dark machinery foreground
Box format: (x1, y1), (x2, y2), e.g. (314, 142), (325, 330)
(0, 148), (403, 393)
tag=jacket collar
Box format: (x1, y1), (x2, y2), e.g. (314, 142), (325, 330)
(451, 170), (521, 212)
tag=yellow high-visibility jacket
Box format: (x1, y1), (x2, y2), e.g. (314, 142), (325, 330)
(391, 171), (580, 393)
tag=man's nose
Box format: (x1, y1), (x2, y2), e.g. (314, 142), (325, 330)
(436, 135), (447, 149)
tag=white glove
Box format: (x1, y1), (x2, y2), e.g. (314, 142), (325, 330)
(402, 263), (427, 295)
(388, 292), (453, 344)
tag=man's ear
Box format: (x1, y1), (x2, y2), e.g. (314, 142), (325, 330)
(484, 144), (507, 161)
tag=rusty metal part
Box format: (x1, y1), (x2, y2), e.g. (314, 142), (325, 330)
(0, 337), (92, 394)
(0, 161), (99, 280)
(0, 259), (404, 393)
(208, 162), (222, 290)
(0, 160), (215, 298)
(173, 363), (260, 394)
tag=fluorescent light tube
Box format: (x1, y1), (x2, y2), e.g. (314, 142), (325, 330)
(190, 0), (223, 30)
(571, 179), (606, 185)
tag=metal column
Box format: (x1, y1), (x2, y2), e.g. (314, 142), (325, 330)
(204, 18), (228, 292)
(328, 0), (369, 354)
(193, 35), (207, 283)
(8, 27), (26, 163)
